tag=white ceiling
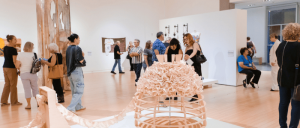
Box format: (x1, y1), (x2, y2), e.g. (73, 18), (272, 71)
(232, 0), (300, 9)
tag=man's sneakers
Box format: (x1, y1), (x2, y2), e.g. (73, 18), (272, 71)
(119, 72), (125, 74)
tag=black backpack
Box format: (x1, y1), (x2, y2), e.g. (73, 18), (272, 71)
(30, 53), (41, 74)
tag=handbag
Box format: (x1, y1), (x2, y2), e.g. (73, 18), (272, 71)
(126, 46), (132, 59)
(126, 54), (131, 59)
(48, 54), (64, 79)
(74, 46), (86, 67)
(293, 43), (300, 101)
(195, 44), (207, 64)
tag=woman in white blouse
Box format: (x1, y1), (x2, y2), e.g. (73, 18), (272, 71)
(16, 42), (39, 109)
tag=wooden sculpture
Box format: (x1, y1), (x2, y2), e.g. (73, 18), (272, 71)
(135, 55), (207, 128)
(36, 0), (71, 89)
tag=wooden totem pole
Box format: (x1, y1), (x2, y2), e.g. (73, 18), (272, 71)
(36, 0), (71, 90)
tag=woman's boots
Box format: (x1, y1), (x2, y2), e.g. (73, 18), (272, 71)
(58, 95), (65, 103)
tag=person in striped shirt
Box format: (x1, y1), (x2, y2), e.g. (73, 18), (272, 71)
(129, 39), (143, 86)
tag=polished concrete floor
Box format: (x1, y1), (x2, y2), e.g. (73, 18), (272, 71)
(0, 70), (297, 128)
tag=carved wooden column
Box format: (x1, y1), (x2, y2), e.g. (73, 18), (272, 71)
(36, 0), (71, 90)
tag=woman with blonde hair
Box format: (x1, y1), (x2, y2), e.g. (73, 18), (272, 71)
(1, 35), (22, 106)
(276, 23), (300, 128)
(183, 33), (202, 102)
(41, 43), (64, 103)
(16, 42), (39, 109)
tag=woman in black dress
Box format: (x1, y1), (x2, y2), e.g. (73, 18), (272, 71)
(183, 33), (202, 102)
(41, 43), (64, 103)
(165, 38), (183, 100)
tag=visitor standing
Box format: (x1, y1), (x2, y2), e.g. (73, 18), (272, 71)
(1, 35), (22, 106)
(130, 39), (143, 86)
(163, 37), (171, 48)
(269, 33), (280, 91)
(142, 40), (153, 71)
(41, 43), (65, 103)
(111, 41), (125, 74)
(152, 32), (166, 62)
(126, 41), (134, 71)
(66, 34), (86, 114)
(247, 37), (257, 55)
(276, 23), (300, 128)
(183, 33), (202, 102)
(17, 42), (39, 109)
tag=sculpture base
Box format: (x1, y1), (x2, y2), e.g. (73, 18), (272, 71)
(138, 116), (204, 128)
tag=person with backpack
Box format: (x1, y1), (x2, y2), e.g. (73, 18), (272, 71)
(41, 43), (65, 103)
(16, 42), (40, 109)
(247, 37), (257, 55)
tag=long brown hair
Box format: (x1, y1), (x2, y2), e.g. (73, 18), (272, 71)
(145, 40), (152, 49)
(184, 33), (195, 46)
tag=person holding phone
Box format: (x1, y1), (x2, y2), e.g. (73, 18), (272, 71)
(237, 47), (261, 88)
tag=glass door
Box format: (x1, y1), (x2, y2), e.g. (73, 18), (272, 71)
(267, 5), (297, 63)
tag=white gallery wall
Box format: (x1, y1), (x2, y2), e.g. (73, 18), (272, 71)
(0, 0), (37, 80)
(164, 0), (220, 19)
(159, 9), (247, 86)
(70, 0), (221, 73)
(246, 7), (268, 63)
(0, 0), (223, 79)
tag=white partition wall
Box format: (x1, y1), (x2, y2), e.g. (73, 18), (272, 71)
(159, 9), (247, 86)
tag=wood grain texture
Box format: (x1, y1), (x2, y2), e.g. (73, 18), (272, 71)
(36, 0), (71, 90)
(0, 71), (298, 128)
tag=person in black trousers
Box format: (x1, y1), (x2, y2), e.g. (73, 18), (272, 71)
(237, 47), (261, 88)
(276, 23), (300, 128)
(41, 43), (65, 103)
(183, 33), (202, 102)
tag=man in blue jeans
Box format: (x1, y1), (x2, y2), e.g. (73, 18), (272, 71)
(111, 41), (125, 74)
(130, 39), (143, 86)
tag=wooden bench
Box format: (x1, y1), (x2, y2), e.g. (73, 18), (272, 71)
(203, 79), (218, 89)
(253, 57), (262, 65)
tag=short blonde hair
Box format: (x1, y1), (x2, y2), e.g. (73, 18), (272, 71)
(23, 42), (34, 52)
(47, 43), (59, 53)
(282, 23), (300, 40)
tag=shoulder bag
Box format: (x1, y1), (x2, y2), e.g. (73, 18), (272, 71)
(48, 54), (64, 79)
(293, 43), (300, 101)
(74, 46), (86, 67)
(126, 46), (131, 59)
(194, 43), (207, 64)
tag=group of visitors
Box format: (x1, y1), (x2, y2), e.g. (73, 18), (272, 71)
(237, 23), (300, 128)
(0, 34), (86, 114)
(110, 31), (203, 102)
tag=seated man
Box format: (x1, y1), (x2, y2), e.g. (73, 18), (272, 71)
(237, 47), (261, 88)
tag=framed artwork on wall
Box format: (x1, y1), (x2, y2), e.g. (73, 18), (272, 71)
(102, 37), (126, 55)
(0, 38), (22, 57)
